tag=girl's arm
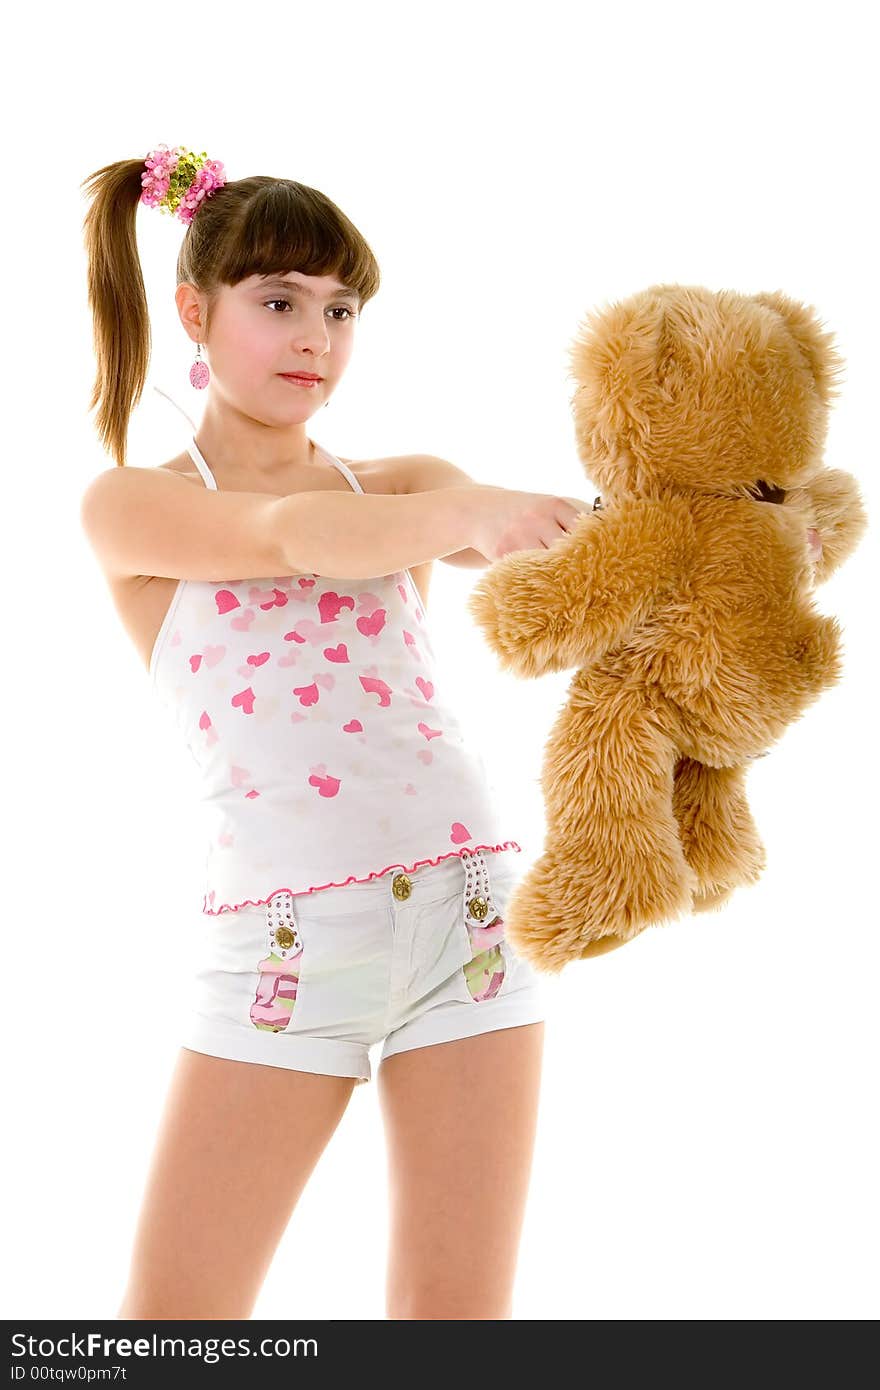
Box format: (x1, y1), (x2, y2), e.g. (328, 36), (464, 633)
(395, 454), (495, 568)
(276, 485), (484, 579)
(81, 465), (481, 584)
(394, 454), (592, 569)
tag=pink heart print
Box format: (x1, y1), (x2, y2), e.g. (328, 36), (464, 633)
(318, 591), (355, 623)
(308, 764), (341, 797)
(356, 608), (387, 638)
(215, 590), (240, 615)
(286, 619), (322, 646)
(182, 567), (461, 855)
(360, 674), (392, 706)
(247, 584), (280, 607)
(293, 682), (320, 707)
(258, 587), (288, 610)
(231, 687), (256, 714)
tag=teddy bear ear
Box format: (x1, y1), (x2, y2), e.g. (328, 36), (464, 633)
(752, 291), (846, 406)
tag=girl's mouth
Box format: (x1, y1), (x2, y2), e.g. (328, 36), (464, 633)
(279, 374), (321, 388)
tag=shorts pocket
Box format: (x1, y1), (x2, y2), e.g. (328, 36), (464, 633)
(249, 891), (304, 1033)
(458, 855), (514, 1002)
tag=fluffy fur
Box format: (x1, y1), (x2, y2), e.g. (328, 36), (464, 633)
(467, 284), (868, 971)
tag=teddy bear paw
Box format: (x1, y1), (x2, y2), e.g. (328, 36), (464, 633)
(467, 569), (557, 678)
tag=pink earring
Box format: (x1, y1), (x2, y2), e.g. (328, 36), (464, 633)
(189, 342), (210, 390)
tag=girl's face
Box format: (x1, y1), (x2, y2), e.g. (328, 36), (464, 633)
(202, 269), (360, 423)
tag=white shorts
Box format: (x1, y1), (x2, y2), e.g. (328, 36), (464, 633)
(179, 849), (546, 1085)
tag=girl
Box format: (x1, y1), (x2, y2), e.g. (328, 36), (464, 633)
(78, 147), (587, 1321)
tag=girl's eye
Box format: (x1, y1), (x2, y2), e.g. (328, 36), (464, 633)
(264, 299), (356, 321)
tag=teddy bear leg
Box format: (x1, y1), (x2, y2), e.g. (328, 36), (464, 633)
(672, 756), (767, 912)
(502, 697), (700, 970)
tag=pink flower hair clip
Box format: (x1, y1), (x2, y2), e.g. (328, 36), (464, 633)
(140, 143), (226, 226)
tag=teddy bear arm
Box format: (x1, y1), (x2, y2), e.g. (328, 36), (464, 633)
(467, 512), (661, 676)
(793, 468), (869, 583)
(466, 545), (581, 676)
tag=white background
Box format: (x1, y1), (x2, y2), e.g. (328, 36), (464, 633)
(3, 0), (877, 1321)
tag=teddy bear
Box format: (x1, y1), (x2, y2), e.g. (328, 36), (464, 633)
(467, 284), (867, 972)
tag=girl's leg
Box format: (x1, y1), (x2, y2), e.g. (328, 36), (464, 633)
(117, 1047), (358, 1320)
(378, 1021), (545, 1320)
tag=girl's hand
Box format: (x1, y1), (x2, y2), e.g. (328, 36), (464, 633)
(468, 486), (594, 562)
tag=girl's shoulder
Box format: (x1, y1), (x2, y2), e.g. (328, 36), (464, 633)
(155, 451), (419, 497)
(335, 453), (422, 495)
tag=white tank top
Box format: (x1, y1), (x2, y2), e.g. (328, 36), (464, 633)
(149, 435), (522, 913)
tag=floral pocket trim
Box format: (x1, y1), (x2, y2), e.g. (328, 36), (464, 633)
(249, 891), (303, 1032)
(460, 850), (507, 1002)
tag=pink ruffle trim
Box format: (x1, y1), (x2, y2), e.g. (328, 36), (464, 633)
(200, 840), (523, 915)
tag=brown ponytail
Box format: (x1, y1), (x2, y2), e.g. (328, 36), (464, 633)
(80, 159), (382, 468)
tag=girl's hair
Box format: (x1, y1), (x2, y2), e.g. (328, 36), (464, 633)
(80, 160), (381, 467)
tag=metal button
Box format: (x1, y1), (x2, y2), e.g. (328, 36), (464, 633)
(392, 873), (412, 901)
(274, 925), (296, 950)
(468, 894), (488, 920)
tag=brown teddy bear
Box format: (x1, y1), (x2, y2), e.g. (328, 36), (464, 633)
(467, 284), (868, 972)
